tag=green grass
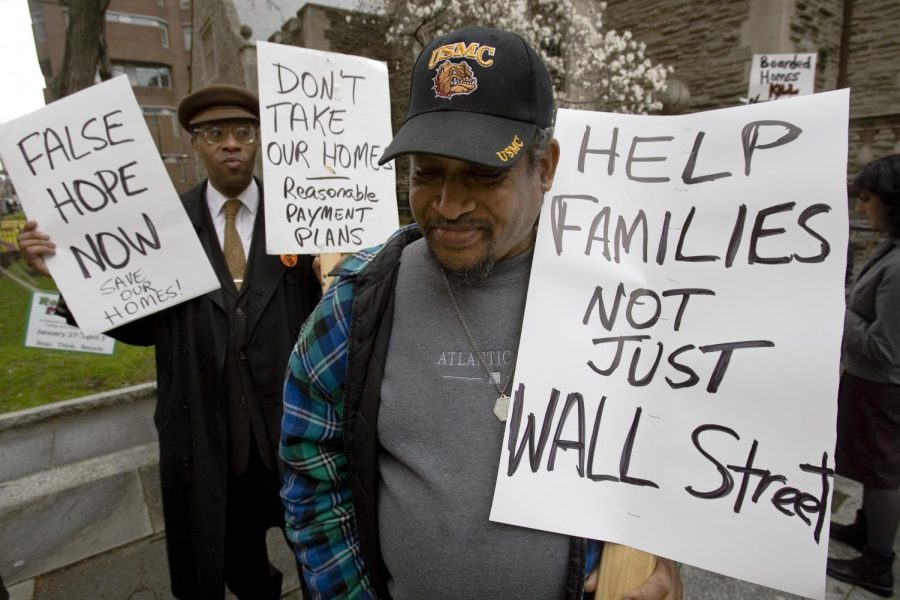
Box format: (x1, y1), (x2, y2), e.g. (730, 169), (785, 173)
(0, 255), (156, 414)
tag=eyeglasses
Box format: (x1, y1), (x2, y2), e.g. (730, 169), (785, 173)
(192, 124), (258, 145)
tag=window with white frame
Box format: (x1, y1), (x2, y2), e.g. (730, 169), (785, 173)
(112, 62), (173, 88)
(143, 106), (180, 135)
(106, 12), (170, 48)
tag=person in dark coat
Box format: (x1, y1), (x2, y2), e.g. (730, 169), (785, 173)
(18, 85), (321, 599)
(827, 154), (900, 598)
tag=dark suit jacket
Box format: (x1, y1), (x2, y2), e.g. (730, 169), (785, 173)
(107, 178), (320, 598)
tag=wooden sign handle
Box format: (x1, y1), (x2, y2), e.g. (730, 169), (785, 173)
(595, 544), (657, 600)
(318, 253), (344, 291)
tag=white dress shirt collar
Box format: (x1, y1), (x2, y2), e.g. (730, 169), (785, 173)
(205, 179), (259, 218)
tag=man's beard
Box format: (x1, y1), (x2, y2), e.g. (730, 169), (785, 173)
(425, 244), (496, 282)
(423, 218), (496, 283)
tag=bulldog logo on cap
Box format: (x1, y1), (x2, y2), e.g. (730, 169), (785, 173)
(378, 27), (553, 168)
(432, 60), (478, 99)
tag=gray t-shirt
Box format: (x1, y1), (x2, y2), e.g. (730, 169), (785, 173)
(378, 238), (570, 599)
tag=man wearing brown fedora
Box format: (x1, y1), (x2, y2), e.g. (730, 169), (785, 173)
(18, 84), (320, 599)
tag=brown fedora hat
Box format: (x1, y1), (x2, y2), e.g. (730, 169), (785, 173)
(177, 84), (259, 131)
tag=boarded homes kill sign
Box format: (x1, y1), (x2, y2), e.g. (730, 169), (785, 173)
(490, 90), (849, 599)
(748, 53), (817, 103)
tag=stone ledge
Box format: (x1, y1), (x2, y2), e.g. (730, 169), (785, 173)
(0, 444), (157, 584)
(0, 386), (303, 597)
(0, 382), (156, 432)
(0, 442), (158, 508)
(3, 530), (302, 600)
(7, 578), (34, 600)
(0, 384), (157, 484)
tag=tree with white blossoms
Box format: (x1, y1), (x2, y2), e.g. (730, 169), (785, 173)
(359, 0), (670, 114)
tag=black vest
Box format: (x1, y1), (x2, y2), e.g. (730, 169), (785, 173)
(202, 200), (275, 475)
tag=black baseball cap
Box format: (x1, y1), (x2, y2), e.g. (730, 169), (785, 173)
(378, 26), (554, 168)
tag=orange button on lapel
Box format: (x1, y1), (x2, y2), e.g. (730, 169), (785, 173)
(280, 254), (298, 267)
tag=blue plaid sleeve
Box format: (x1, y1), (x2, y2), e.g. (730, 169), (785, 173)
(280, 272), (376, 600)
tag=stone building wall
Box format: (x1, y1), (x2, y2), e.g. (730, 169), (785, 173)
(605, 0), (899, 277)
(845, 0), (900, 169)
(603, 0), (847, 112)
(845, 0), (900, 117)
(0, 385), (302, 599)
(787, 0), (843, 93)
(604, 1), (754, 111)
(604, 0), (898, 165)
(190, 0), (249, 89)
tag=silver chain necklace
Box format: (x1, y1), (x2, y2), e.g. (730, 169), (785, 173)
(440, 269), (516, 422)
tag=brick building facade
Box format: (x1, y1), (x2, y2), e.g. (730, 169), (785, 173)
(29, 0), (198, 193)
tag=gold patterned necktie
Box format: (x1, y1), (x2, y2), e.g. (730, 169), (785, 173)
(223, 199), (246, 289)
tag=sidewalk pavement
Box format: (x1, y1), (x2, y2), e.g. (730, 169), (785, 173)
(3, 475), (891, 600)
(680, 475), (897, 599)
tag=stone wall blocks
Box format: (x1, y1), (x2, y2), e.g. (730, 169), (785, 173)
(51, 398), (156, 468)
(0, 422), (54, 484)
(138, 463), (164, 535)
(0, 384), (156, 484)
(6, 578), (34, 600)
(0, 453), (155, 585)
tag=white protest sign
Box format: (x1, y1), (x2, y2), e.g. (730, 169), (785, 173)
(0, 76), (220, 334)
(24, 291), (115, 354)
(257, 42), (398, 254)
(748, 53), (817, 103)
(490, 90), (849, 599)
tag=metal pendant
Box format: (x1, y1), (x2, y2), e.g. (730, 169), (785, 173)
(493, 394), (510, 422)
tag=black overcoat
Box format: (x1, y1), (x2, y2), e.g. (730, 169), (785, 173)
(107, 179), (320, 598)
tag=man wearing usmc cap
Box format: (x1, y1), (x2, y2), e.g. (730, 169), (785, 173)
(280, 26), (682, 599)
(18, 84), (320, 599)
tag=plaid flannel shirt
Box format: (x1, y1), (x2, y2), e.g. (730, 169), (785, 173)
(280, 226), (600, 599)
